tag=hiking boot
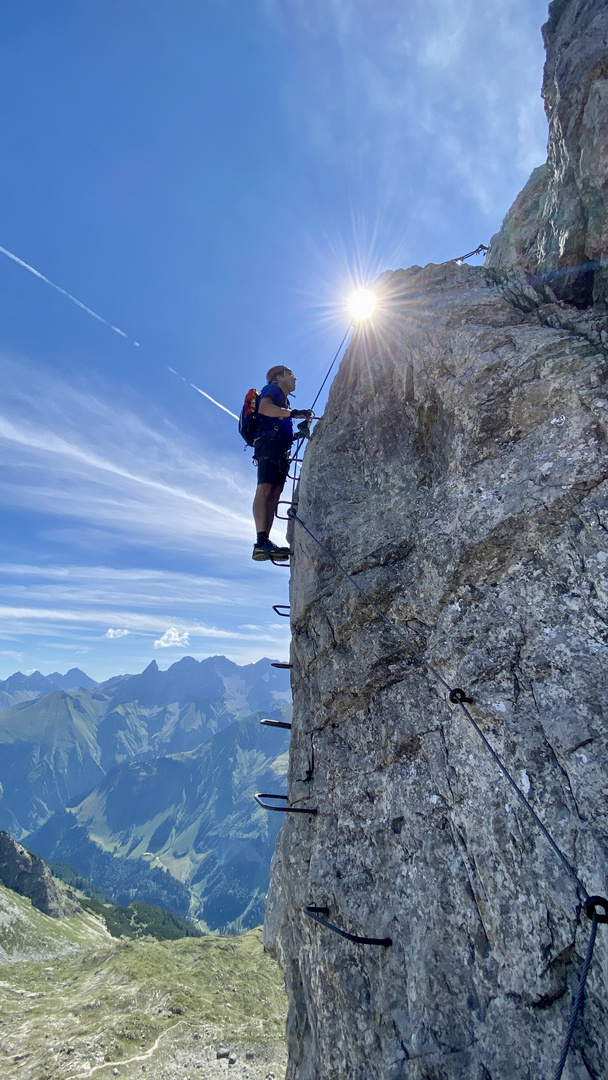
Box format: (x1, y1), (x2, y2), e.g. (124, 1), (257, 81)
(252, 539), (291, 562)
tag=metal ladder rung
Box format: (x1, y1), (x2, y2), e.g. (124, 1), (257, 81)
(304, 906), (391, 946)
(254, 793), (317, 814)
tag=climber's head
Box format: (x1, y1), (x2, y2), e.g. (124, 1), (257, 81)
(267, 366), (296, 395)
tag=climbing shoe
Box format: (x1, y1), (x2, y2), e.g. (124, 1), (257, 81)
(252, 539), (291, 562)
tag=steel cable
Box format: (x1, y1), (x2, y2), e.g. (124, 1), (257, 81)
(553, 908), (598, 1080)
(288, 508), (589, 898)
(288, 509), (606, 1076)
(272, 279), (604, 1077)
(288, 323), (353, 505)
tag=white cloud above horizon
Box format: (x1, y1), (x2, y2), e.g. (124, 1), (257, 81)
(154, 627), (190, 648)
(0, 555), (291, 681)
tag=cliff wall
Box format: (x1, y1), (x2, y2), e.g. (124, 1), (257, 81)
(265, 4), (608, 1076)
(486, 0), (608, 307)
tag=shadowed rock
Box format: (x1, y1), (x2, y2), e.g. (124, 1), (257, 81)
(487, 0), (608, 307)
(0, 830), (80, 917)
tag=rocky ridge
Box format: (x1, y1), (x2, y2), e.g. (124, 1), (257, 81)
(0, 830), (79, 918)
(0, 654), (290, 838)
(265, 2), (608, 1077)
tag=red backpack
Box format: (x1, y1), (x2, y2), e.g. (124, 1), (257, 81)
(239, 388), (260, 447)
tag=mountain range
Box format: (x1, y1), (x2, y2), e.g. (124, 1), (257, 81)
(0, 655), (291, 931)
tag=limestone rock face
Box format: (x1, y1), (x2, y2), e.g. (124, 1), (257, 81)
(486, 0), (608, 306)
(265, 263), (608, 1079)
(0, 830), (80, 917)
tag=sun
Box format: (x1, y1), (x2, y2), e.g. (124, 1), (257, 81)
(348, 288), (377, 322)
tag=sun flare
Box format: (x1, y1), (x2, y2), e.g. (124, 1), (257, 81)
(348, 288), (377, 322)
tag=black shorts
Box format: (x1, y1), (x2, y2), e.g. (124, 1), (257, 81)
(255, 430), (292, 487)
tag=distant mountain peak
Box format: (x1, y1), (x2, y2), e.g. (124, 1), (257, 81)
(169, 656), (199, 668)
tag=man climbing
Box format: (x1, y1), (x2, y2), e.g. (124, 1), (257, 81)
(252, 365), (310, 561)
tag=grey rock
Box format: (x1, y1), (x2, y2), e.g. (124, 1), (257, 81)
(485, 164), (549, 276)
(265, 260), (608, 1078)
(0, 830), (80, 917)
(486, 0), (608, 306)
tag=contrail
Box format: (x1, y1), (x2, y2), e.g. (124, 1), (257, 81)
(0, 243), (140, 346)
(168, 367), (238, 420)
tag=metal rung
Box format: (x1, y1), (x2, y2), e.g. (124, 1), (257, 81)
(272, 604), (290, 617)
(254, 793), (317, 814)
(271, 662), (292, 669)
(276, 500), (297, 521)
(270, 555), (291, 568)
(260, 718), (292, 730)
(304, 906), (392, 946)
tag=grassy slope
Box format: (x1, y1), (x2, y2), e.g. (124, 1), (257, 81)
(0, 883), (112, 961)
(0, 885), (287, 1080)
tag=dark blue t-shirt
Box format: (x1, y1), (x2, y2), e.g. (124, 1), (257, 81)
(257, 382), (293, 439)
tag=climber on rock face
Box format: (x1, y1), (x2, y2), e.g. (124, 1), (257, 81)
(252, 365), (310, 562)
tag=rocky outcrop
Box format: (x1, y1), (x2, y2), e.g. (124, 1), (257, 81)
(0, 830), (80, 917)
(265, 260), (608, 1079)
(486, 0), (608, 306)
(265, 5), (608, 1075)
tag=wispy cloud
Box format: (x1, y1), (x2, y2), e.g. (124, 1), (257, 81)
(0, 244), (139, 345)
(0, 357), (259, 556)
(168, 368), (239, 420)
(0, 558), (291, 679)
(0, 605), (241, 637)
(262, 0), (548, 227)
(0, 562), (279, 612)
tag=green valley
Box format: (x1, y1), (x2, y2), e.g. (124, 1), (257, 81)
(0, 885), (287, 1080)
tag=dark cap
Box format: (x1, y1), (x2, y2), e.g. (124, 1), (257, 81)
(266, 365), (289, 383)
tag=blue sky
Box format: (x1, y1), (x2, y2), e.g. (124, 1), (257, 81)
(0, 0), (549, 681)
